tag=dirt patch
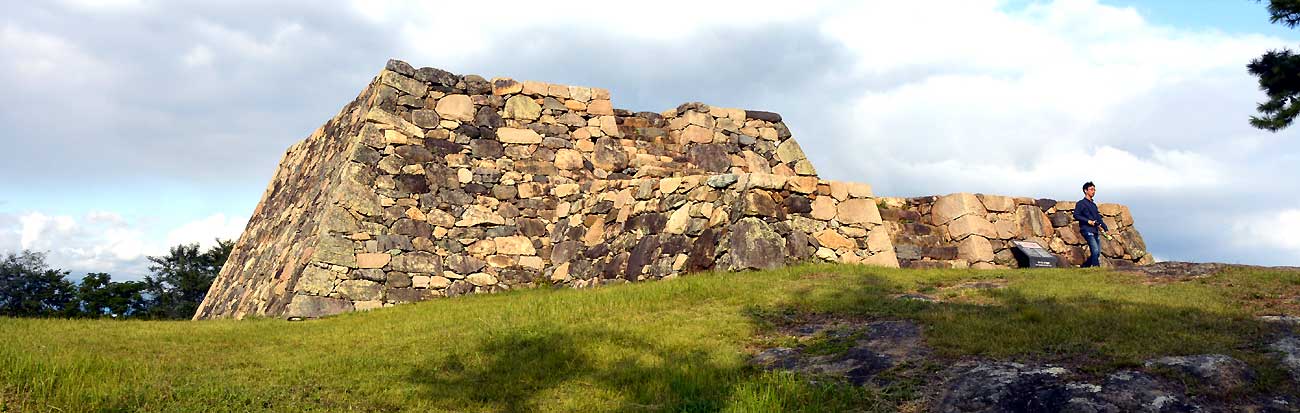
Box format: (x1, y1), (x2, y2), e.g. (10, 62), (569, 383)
(748, 313), (1300, 412)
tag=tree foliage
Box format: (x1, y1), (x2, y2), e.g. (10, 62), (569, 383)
(0, 239), (232, 319)
(1249, 0), (1300, 131)
(76, 272), (148, 317)
(0, 251), (76, 317)
(142, 239), (233, 319)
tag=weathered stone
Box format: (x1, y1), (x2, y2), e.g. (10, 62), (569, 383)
(591, 138), (629, 171)
(457, 205), (505, 227)
(497, 127), (543, 144)
(783, 195), (812, 214)
(285, 295), (352, 318)
(380, 71), (427, 97)
(390, 251), (441, 273)
(411, 109), (441, 128)
(948, 214), (997, 240)
(744, 191), (780, 217)
(494, 236), (537, 255)
(504, 95), (541, 120)
(814, 230), (855, 250)
(1144, 354), (1253, 392)
(775, 139), (807, 164)
(705, 174), (738, 188)
(386, 272), (412, 288)
(836, 199), (882, 226)
(446, 255), (486, 275)
(810, 196), (836, 220)
(586, 99), (613, 115)
(491, 77), (521, 95)
(957, 236), (995, 263)
(434, 94), (474, 121)
(1271, 336), (1300, 381)
(353, 268), (385, 282)
(1015, 205), (1053, 237)
(356, 253), (391, 269)
(787, 176), (817, 194)
(688, 144), (730, 173)
(311, 235), (355, 267)
(1049, 211), (1072, 227)
(931, 193), (985, 225)
(296, 266), (336, 296)
(747, 173), (786, 190)
(394, 145), (435, 163)
(466, 273), (499, 286)
(681, 125), (712, 143)
(744, 110), (781, 122)
(554, 149), (584, 170)
(665, 207), (692, 235)
(337, 279), (383, 301)
(727, 218), (787, 270)
(976, 194), (1015, 212)
(467, 139), (504, 159)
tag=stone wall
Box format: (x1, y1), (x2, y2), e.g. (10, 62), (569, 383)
(194, 79), (381, 320)
(877, 193), (1153, 269)
(197, 59), (1155, 320)
(544, 175), (895, 288)
(195, 59), (885, 320)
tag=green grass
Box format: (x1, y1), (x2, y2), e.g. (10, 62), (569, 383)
(1, 264), (1298, 412)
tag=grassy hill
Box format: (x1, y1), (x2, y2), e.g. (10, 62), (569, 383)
(2, 263), (1298, 412)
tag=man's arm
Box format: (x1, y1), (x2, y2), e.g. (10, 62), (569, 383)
(1073, 205), (1087, 224)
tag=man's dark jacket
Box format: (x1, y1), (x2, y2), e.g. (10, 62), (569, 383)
(1073, 198), (1109, 235)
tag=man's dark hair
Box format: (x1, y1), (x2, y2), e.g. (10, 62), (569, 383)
(1082, 181), (1095, 191)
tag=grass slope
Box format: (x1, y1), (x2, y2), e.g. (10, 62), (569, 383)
(2, 264), (1298, 412)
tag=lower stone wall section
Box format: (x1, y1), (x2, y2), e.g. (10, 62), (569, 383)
(284, 173), (896, 318)
(877, 193), (1153, 269)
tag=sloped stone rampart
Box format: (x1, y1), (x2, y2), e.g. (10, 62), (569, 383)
(195, 59), (888, 320)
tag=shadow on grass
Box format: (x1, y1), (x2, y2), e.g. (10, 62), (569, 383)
(404, 326), (736, 412)
(404, 324), (879, 412)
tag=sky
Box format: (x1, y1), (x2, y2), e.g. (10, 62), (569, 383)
(2, 0), (1298, 281)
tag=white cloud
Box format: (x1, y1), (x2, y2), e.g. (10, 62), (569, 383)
(0, 211), (248, 280)
(0, 24), (108, 86)
(182, 44), (214, 67)
(1233, 209), (1300, 253)
(57, 0), (148, 12)
(163, 213), (246, 250)
(349, 0), (826, 62)
(192, 20), (307, 60)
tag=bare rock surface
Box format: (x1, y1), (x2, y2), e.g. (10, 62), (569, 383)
(750, 313), (1300, 413)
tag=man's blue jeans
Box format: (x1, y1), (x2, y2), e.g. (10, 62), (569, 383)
(1081, 232), (1101, 268)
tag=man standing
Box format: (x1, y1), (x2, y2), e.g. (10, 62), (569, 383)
(1073, 181), (1109, 268)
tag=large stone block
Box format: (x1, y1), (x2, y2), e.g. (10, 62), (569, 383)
(836, 199), (883, 226)
(285, 295), (353, 319)
(931, 193), (985, 225)
(948, 214), (997, 241)
(957, 236), (995, 263)
(727, 218), (787, 270)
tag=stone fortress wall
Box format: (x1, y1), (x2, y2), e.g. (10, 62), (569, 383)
(194, 59), (1149, 320)
(877, 193), (1153, 269)
(195, 60), (896, 319)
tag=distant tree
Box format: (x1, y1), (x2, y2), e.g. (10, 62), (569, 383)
(1249, 1), (1300, 131)
(0, 251), (77, 317)
(142, 239), (233, 319)
(76, 272), (148, 318)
